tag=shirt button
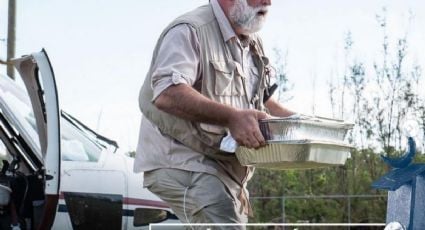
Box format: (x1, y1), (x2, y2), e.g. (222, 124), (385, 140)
(172, 73), (181, 84)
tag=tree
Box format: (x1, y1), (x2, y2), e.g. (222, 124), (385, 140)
(272, 47), (293, 103)
(329, 8), (424, 155)
(249, 8), (424, 225)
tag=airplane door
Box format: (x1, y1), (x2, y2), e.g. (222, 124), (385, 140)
(56, 169), (128, 230)
(12, 50), (62, 229)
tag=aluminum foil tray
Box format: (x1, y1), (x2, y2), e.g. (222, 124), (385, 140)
(260, 117), (353, 143)
(235, 117), (353, 170)
(236, 140), (352, 170)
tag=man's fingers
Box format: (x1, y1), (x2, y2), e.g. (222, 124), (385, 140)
(229, 109), (271, 149)
(253, 130), (266, 146)
(235, 135), (260, 149)
(245, 142), (259, 149)
(241, 133), (263, 149)
(248, 137), (260, 149)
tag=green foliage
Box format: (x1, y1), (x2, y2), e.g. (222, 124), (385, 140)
(329, 8), (424, 154)
(248, 149), (390, 223)
(248, 8), (424, 224)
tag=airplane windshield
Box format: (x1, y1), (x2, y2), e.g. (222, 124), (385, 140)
(0, 75), (102, 162)
(0, 75), (41, 156)
(61, 118), (102, 162)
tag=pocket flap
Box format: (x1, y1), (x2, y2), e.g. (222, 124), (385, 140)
(210, 60), (236, 74)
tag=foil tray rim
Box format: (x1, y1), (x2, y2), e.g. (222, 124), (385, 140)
(259, 117), (354, 129)
(264, 139), (354, 147)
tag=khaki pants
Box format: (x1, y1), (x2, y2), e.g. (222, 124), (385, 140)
(143, 168), (247, 229)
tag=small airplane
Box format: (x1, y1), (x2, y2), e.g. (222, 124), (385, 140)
(0, 50), (179, 229)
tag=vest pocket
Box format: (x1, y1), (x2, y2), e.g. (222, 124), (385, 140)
(210, 60), (245, 96)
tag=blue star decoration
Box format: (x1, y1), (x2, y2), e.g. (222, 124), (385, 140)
(372, 137), (425, 230)
(380, 137), (416, 169)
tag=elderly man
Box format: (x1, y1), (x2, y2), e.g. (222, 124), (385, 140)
(135, 0), (294, 225)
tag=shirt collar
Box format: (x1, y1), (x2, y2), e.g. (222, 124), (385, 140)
(210, 0), (237, 42)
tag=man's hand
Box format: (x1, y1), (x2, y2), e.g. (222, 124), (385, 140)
(265, 98), (295, 117)
(226, 109), (270, 149)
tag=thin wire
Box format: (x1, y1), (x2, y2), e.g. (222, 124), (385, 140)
(183, 186), (195, 230)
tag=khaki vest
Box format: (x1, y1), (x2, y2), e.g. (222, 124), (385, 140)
(139, 4), (270, 160)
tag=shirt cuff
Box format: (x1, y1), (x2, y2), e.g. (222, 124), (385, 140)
(151, 72), (191, 102)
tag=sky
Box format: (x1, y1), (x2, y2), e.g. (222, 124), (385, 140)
(1, 0), (424, 153)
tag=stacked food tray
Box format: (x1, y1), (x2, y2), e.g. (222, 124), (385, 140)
(236, 116), (354, 170)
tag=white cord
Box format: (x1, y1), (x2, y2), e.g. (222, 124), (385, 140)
(183, 186), (195, 230)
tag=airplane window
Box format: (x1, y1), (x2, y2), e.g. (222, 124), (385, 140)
(61, 118), (102, 162)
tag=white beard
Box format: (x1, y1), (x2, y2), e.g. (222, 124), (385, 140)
(229, 0), (268, 35)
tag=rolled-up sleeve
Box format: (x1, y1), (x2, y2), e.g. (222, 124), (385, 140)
(151, 24), (200, 101)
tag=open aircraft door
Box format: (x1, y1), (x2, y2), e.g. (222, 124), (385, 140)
(12, 50), (61, 229)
